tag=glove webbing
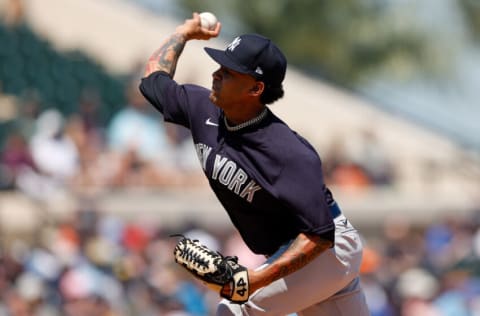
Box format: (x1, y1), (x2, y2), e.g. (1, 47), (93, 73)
(171, 234), (221, 275)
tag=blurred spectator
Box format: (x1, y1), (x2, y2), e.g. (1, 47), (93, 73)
(105, 83), (179, 187)
(11, 108), (80, 199)
(329, 162), (373, 190)
(164, 122), (204, 177)
(323, 135), (373, 190)
(106, 82), (168, 159)
(65, 113), (108, 191)
(0, 131), (35, 190)
(30, 108), (79, 181)
(353, 129), (395, 185)
(77, 88), (103, 135)
(323, 129), (395, 190)
(394, 268), (440, 314)
(432, 270), (475, 316)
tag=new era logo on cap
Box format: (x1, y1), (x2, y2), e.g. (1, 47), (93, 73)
(204, 34), (287, 87)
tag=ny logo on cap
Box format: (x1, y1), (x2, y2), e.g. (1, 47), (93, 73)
(227, 37), (241, 52)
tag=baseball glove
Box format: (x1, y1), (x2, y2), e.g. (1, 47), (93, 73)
(171, 234), (249, 303)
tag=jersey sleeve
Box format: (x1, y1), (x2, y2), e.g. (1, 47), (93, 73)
(139, 71), (211, 129)
(276, 149), (335, 239)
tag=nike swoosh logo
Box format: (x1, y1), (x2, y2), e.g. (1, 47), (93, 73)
(205, 118), (219, 126)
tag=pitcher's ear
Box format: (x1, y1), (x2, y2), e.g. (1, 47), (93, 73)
(249, 82), (264, 95)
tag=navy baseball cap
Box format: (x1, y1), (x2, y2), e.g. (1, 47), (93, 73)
(204, 34), (287, 87)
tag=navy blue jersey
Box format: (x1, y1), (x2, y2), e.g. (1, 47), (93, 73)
(140, 71), (336, 255)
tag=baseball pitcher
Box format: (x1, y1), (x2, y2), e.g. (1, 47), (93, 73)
(139, 12), (370, 316)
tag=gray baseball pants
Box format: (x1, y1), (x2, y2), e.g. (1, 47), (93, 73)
(216, 214), (370, 315)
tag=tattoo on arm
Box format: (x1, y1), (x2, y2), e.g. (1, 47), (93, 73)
(145, 33), (186, 78)
(261, 235), (332, 286)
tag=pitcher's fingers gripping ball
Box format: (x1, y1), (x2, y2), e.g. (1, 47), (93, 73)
(171, 234), (249, 303)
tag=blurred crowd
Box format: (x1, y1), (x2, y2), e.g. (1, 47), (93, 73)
(2, 3), (479, 315)
(0, 201), (479, 315)
(0, 68), (399, 316)
(0, 82), (396, 199)
(0, 0), (396, 197)
(0, 203), (265, 316)
(361, 212), (480, 316)
(2, 22), (478, 315)
(0, 82), (479, 316)
(0, 83), (207, 199)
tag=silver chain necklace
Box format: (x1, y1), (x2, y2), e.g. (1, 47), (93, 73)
(224, 108), (268, 132)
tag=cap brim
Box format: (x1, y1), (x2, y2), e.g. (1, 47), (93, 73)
(204, 47), (250, 74)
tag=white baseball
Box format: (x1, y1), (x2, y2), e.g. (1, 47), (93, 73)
(199, 12), (218, 30)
